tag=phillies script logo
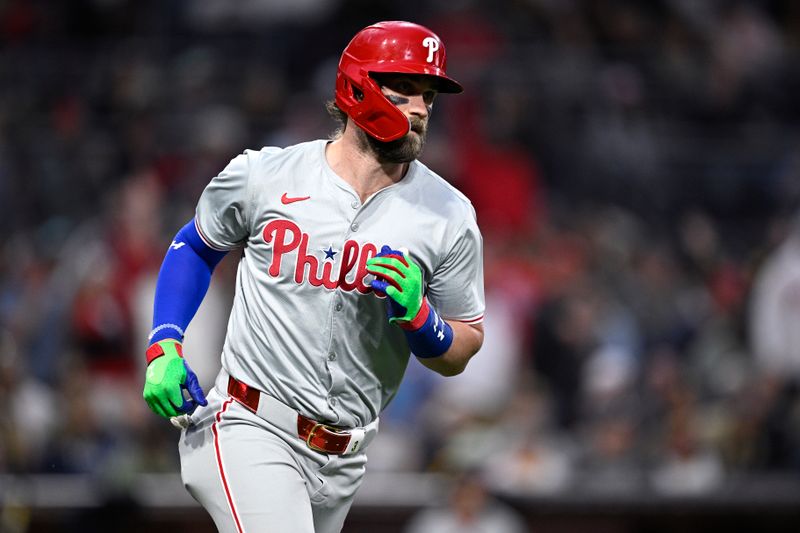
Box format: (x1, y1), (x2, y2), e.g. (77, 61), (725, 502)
(263, 219), (377, 293)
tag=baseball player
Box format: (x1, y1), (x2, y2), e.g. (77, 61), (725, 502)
(142, 21), (484, 533)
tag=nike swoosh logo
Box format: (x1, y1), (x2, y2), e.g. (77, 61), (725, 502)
(281, 193), (311, 204)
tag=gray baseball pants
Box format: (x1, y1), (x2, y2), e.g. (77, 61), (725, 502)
(178, 377), (373, 533)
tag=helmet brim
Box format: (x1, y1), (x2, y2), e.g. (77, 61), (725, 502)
(433, 76), (463, 94)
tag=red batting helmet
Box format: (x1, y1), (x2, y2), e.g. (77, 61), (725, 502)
(335, 21), (463, 142)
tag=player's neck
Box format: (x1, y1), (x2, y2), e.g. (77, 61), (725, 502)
(326, 135), (409, 203)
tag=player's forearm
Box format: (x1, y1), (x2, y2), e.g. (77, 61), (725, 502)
(364, 246), (484, 375)
(416, 321), (483, 376)
(149, 219), (227, 343)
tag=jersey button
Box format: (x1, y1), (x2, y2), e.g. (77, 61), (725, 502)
(335, 303), (343, 311)
(350, 222), (359, 232)
(329, 396), (338, 406)
(350, 201), (359, 209)
(328, 352), (337, 361)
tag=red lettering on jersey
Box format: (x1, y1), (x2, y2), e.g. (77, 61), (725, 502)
(263, 219), (301, 277)
(337, 240), (361, 292)
(263, 218), (377, 293)
(296, 233), (337, 289)
(339, 241), (378, 293)
(356, 243), (378, 293)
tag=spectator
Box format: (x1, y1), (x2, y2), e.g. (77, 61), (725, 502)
(404, 472), (528, 533)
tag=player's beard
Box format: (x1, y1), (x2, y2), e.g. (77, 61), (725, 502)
(360, 118), (428, 164)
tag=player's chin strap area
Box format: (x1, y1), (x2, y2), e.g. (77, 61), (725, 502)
(215, 370), (378, 456)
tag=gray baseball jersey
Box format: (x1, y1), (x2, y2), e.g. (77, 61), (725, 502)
(194, 139), (484, 428)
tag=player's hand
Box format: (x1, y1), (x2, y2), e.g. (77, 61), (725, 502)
(366, 245), (423, 324)
(143, 339), (207, 418)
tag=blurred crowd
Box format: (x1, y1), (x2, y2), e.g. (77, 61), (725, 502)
(2, 0), (800, 507)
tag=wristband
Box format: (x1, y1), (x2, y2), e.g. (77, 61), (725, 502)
(146, 339), (184, 364)
(399, 299), (454, 358)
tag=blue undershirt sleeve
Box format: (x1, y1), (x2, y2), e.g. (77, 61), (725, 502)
(149, 219), (228, 344)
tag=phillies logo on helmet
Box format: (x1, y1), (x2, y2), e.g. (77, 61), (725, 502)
(422, 37), (440, 63)
(263, 219), (377, 293)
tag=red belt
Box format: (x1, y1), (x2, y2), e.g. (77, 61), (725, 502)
(227, 376), (354, 455)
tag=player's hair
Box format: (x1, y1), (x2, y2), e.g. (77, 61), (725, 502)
(325, 99), (348, 139)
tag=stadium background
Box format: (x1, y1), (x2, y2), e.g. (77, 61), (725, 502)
(2, 0), (800, 531)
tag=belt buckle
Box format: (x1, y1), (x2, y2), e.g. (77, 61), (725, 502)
(306, 422), (347, 453)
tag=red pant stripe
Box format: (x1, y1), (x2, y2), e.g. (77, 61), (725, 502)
(212, 398), (244, 533)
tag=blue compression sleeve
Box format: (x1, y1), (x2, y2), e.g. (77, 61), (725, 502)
(149, 219), (228, 344)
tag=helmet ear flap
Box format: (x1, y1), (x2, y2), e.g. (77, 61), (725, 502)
(336, 75), (358, 109)
(342, 78), (363, 103)
(351, 85), (364, 102)
(336, 75), (410, 142)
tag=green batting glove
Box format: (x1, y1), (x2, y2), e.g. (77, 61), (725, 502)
(143, 339), (207, 418)
(366, 246), (423, 324)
